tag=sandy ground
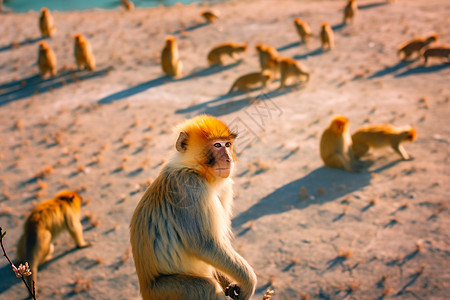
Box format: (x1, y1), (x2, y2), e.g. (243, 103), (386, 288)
(0, 0), (449, 299)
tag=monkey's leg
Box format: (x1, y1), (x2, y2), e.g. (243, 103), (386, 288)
(148, 274), (227, 300)
(326, 154), (352, 171)
(352, 142), (370, 158)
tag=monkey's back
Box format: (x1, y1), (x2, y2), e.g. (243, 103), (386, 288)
(130, 166), (215, 286)
(352, 124), (402, 148)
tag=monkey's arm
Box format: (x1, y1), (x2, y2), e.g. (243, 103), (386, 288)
(190, 240), (256, 300)
(393, 144), (411, 160)
(325, 153), (352, 171)
(64, 212), (90, 248)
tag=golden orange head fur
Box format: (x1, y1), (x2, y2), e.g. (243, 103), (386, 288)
(427, 33), (439, 43)
(165, 36), (176, 46)
(330, 116), (349, 134)
(39, 41), (49, 50)
(74, 33), (84, 42)
(175, 115), (237, 146)
(41, 7), (49, 14)
(55, 190), (81, 202)
(404, 127), (417, 142)
(321, 23), (329, 29)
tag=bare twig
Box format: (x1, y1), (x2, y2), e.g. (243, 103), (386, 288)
(0, 227), (37, 300)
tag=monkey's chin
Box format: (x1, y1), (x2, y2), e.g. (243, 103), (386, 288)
(214, 167), (231, 179)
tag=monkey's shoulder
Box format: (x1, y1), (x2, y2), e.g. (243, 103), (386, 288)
(147, 166), (210, 207)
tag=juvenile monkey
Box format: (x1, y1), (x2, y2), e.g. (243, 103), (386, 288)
(277, 57), (310, 89)
(343, 0), (357, 24)
(201, 10), (219, 22)
(38, 41), (57, 78)
(228, 71), (273, 93)
(397, 33), (439, 60)
(294, 18), (312, 44)
(320, 116), (356, 171)
(320, 23), (334, 51)
(130, 115), (257, 300)
(161, 36), (183, 78)
(207, 42), (247, 66)
(39, 7), (56, 38)
(17, 191), (90, 293)
(351, 124), (417, 160)
(121, 0), (134, 11)
(255, 43), (279, 77)
(74, 33), (96, 71)
(422, 45), (450, 65)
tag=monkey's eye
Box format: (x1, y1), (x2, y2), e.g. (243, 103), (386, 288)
(214, 143), (222, 148)
(225, 142), (231, 147)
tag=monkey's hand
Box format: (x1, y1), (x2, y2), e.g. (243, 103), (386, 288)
(76, 242), (92, 249)
(225, 283), (240, 299)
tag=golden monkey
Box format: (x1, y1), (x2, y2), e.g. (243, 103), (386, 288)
(17, 191), (90, 294)
(228, 71), (273, 93)
(320, 23), (334, 51)
(293, 18), (312, 44)
(39, 7), (56, 38)
(422, 45), (450, 65)
(161, 36), (183, 78)
(255, 43), (279, 76)
(207, 42), (247, 66)
(351, 124), (417, 160)
(121, 0), (134, 11)
(397, 34), (439, 60)
(38, 41), (57, 78)
(74, 33), (96, 71)
(277, 57), (310, 89)
(201, 10), (219, 22)
(130, 115), (257, 300)
(320, 116), (356, 171)
(343, 0), (357, 24)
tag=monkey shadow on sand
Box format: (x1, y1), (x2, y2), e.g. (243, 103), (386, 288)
(232, 166), (372, 230)
(97, 75), (170, 104)
(293, 47), (323, 60)
(0, 36), (44, 53)
(394, 63), (450, 77)
(277, 41), (301, 52)
(358, 1), (390, 10)
(177, 86), (293, 117)
(171, 22), (209, 35)
(0, 67), (113, 106)
(99, 63), (240, 104)
(0, 263), (22, 297)
(367, 61), (408, 79)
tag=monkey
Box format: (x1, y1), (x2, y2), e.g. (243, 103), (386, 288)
(397, 33), (439, 60)
(74, 33), (96, 71)
(422, 45), (450, 65)
(293, 18), (312, 44)
(38, 41), (57, 78)
(201, 10), (219, 22)
(207, 42), (247, 66)
(277, 57), (310, 89)
(320, 116), (356, 171)
(228, 71), (273, 93)
(161, 36), (183, 78)
(121, 0), (135, 11)
(17, 190), (90, 294)
(129, 115), (257, 300)
(255, 43), (279, 77)
(39, 8), (56, 38)
(320, 23), (334, 51)
(351, 124), (417, 160)
(343, 0), (357, 24)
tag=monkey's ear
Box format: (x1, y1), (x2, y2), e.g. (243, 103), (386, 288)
(176, 132), (188, 152)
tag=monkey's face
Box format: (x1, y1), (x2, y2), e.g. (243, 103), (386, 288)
(208, 140), (234, 178)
